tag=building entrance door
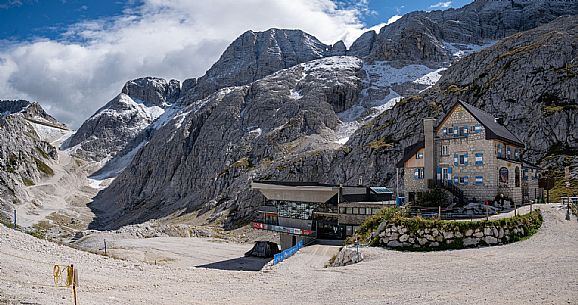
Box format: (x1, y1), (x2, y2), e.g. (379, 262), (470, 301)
(442, 168), (449, 182)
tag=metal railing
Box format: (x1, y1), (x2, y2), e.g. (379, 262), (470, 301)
(427, 179), (465, 204)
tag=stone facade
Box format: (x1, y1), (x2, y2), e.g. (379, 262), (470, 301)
(402, 103), (540, 205)
(403, 147), (426, 202)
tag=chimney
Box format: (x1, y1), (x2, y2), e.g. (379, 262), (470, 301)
(495, 117), (504, 125)
(423, 118), (436, 183)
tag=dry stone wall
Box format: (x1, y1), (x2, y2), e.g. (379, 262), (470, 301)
(374, 210), (543, 250)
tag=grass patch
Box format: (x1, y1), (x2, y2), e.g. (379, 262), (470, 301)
(260, 158), (273, 168)
(27, 221), (52, 240)
(396, 95), (422, 107)
(34, 158), (54, 176)
(542, 104), (578, 116)
(22, 177), (35, 186)
(35, 146), (49, 159)
(367, 137), (396, 150)
(232, 157), (252, 170)
(446, 84), (468, 93)
(353, 207), (405, 243)
(498, 43), (540, 60)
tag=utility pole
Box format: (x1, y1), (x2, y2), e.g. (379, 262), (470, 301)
(396, 168), (399, 200)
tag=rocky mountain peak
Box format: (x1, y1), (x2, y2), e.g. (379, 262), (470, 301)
(348, 30), (377, 58)
(1, 100), (67, 129)
(63, 77), (179, 161)
(328, 40), (346, 56)
(180, 28), (330, 104)
(121, 77), (181, 107)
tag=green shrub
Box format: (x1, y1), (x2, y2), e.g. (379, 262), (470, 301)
(415, 188), (449, 207)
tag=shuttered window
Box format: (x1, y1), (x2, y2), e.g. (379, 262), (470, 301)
(475, 153), (483, 165)
(475, 176), (483, 185)
(414, 168), (424, 180)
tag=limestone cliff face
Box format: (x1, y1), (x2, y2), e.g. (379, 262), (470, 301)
(360, 0), (578, 64)
(0, 101), (61, 219)
(91, 57), (362, 229)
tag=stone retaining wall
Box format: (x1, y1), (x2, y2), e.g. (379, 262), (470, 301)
(374, 210), (542, 250)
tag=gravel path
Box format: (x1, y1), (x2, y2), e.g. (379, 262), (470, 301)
(1, 204), (577, 305)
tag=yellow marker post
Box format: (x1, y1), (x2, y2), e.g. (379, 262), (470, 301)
(53, 264), (78, 305)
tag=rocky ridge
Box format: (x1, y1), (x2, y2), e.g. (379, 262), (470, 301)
(63, 77), (181, 162)
(0, 100), (62, 220)
(363, 0), (578, 64)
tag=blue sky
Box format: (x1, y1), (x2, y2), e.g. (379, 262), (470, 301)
(0, 0), (474, 127)
(0, 0), (473, 42)
(339, 0), (473, 27)
(0, 0), (130, 41)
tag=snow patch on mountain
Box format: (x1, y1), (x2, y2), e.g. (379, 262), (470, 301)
(444, 41), (496, 59)
(303, 56), (362, 73)
(289, 89), (302, 100)
(29, 122), (73, 145)
(413, 68), (447, 86)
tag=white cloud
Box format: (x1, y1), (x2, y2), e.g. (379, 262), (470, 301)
(0, 0), (385, 127)
(430, 1), (452, 9)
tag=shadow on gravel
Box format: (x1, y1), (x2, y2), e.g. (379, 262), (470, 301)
(196, 257), (271, 271)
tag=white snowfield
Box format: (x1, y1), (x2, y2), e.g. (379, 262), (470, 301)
(1, 205), (577, 305)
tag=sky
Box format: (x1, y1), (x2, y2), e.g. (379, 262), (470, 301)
(0, 0), (473, 127)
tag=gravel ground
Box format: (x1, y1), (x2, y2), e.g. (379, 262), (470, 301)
(1, 204), (577, 305)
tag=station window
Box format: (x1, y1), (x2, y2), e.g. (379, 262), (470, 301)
(346, 226), (353, 236)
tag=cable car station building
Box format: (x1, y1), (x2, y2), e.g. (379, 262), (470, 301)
(251, 181), (395, 249)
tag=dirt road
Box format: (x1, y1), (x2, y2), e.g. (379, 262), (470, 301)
(1, 205), (577, 305)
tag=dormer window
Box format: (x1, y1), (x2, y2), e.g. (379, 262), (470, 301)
(416, 152), (424, 159)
